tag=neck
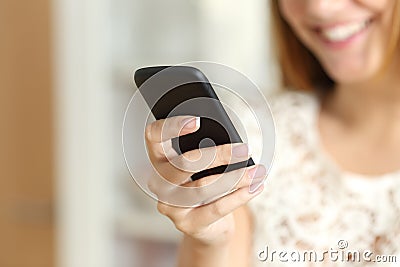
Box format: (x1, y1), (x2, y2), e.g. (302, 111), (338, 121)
(324, 65), (400, 128)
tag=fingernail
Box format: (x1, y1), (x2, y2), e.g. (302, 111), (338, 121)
(248, 165), (266, 193)
(182, 117), (200, 129)
(232, 143), (250, 158)
(248, 165), (266, 179)
(250, 184), (264, 194)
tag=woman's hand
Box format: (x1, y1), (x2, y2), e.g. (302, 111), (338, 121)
(145, 115), (266, 246)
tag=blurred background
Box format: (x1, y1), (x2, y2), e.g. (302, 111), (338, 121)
(0, 0), (277, 266)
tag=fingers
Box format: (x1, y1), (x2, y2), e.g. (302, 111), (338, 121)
(148, 143), (255, 189)
(147, 160), (192, 189)
(145, 116), (200, 143)
(184, 164), (266, 191)
(149, 164), (266, 209)
(145, 116), (251, 176)
(156, 182), (265, 235)
(154, 164), (266, 242)
(189, 183), (264, 226)
(170, 143), (251, 173)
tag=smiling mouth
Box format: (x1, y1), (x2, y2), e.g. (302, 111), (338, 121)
(315, 18), (373, 43)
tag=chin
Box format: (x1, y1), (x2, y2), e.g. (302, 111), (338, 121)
(330, 74), (370, 85)
(317, 50), (385, 86)
(322, 61), (380, 85)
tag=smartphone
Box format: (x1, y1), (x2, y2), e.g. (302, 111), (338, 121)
(134, 66), (254, 180)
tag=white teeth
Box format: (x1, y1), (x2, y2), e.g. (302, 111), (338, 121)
(321, 20), (369, 42)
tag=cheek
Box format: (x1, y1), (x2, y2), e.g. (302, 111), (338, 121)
(278, 0), (317, 52)
(277, 0), (316, 58)
(356, 0), (393, 11)
(277, 0), (397, 84)
(359, 0), (396, 31)
(278, 0), (305, 28)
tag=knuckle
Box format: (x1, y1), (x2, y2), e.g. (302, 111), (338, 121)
(175, 221), (198, 237)
(216, 144), (232, 164)
(156, 202), (169, 216)
(174, 155), (188, 171)
(195, 176), (210, 188)
(237, 188), (250, 203)
(174, 220), (188, 233)
(235, 169), (249, 185)
(177, 152), (198, 172)
(211, 201), (224, 217)
(144, 123), (153, 141)
(146, 119), (169, 142)
(183, 149), (200, 162)
(173, 116), (182, 130)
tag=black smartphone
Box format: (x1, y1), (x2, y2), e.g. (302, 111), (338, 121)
(134, 66), (254, 180)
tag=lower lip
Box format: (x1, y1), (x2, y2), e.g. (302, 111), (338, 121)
(317, 22), (372, 50)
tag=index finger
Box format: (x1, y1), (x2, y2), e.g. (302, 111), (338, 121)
(145, 115), (200, 143)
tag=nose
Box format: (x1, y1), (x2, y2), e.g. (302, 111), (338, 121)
(305, 0), (348, 20)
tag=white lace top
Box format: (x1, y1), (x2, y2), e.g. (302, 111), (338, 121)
(248, 91), (400, 267)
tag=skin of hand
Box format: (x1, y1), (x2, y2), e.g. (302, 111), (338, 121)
(145, 115), (266, 246)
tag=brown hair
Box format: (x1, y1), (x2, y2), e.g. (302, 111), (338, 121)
(270, 0), (400, 91)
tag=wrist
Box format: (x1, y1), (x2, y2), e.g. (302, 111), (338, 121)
(179, 234), (231, 267)
(185, 233), (233, 248)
